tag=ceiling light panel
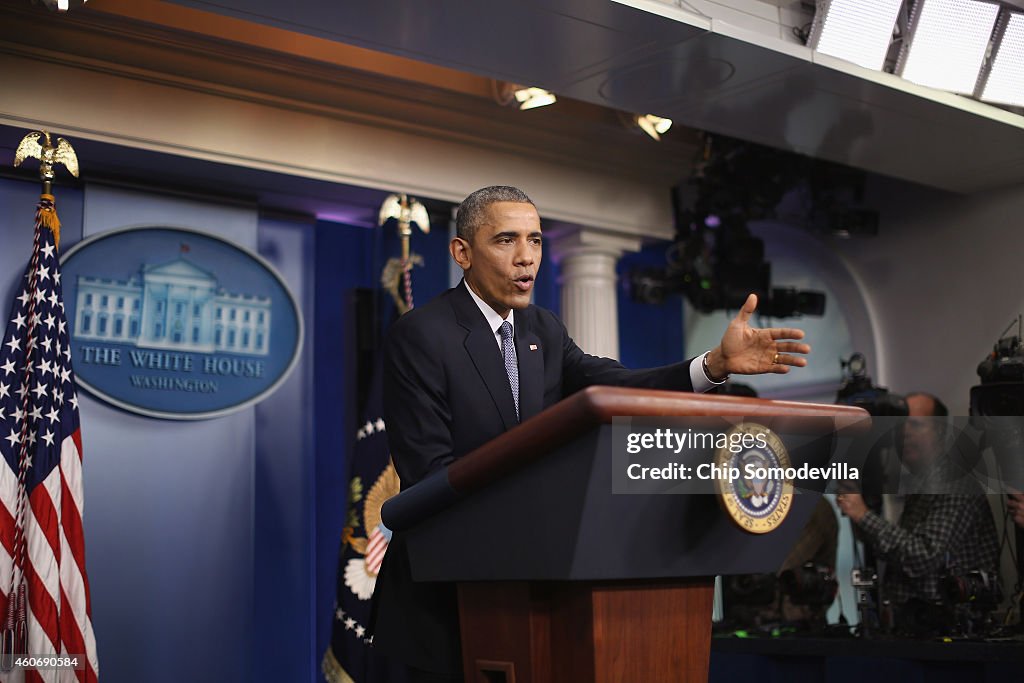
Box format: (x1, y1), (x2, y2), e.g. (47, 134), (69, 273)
(808, 0), (904, 71)
(976, 11), (1024, 106)
(897, 0), (1000, 94)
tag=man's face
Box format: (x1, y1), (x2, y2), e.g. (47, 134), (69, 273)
(901, 394), (941, 472)
(451, 201), (542, 318)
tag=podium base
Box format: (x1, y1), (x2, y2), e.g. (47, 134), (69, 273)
(458, 578), (714, 683)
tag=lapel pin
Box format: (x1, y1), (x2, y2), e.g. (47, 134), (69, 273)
(529, 344), (538, 351)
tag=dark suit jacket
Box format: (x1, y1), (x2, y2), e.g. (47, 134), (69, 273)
(371, 281), (697, 673)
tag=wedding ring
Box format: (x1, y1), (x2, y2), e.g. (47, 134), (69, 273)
(773, 352), (779, 365)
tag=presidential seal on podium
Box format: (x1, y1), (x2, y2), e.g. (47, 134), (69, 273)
(714, 422), (793, 534)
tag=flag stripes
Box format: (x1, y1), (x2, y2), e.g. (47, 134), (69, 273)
(0, 197), (98, 683)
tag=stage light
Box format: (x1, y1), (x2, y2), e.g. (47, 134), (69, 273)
(493, 82), (558, 111)
(897, 0), (1000, 94)
(976, 11), (1024, 107)
(513, 87), (557, 110)
(635, 114), (672, 141)
(40, 0), (88, 10)
(807, 0), (903, 71)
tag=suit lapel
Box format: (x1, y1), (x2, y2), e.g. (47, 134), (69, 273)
(515, 314), (543, 422)
(452, 283), (519, 430)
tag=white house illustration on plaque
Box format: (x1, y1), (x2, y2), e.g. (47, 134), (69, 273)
(74, 258), (272, 356)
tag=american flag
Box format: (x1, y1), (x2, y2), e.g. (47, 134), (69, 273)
(363, 527), (387, 577)
(0, 197), (99, 682)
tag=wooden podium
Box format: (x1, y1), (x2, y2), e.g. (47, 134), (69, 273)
(382, 387), (868, 683)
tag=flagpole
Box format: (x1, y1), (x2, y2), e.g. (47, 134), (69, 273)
(377, 193), (430, 316)
(323, 195), (430, 681)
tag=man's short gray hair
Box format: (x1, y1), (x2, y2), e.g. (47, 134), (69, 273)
(455, 186), (535, 242)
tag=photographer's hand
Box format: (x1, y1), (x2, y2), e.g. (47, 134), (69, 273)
(836, 492), (868, 523)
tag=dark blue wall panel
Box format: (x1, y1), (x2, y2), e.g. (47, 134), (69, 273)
(254, 216), (317, 682)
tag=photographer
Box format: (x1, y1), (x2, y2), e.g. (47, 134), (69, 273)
(836, 393), (999, 615)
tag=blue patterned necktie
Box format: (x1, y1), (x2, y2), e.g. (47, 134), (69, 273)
(499, 320), (519, 421)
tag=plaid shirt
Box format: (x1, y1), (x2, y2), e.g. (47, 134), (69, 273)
(858, 480), (999, 604)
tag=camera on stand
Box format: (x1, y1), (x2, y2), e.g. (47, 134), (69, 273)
(970, 316), (1024, 628)
(836, 353), (907, 417)
(835, 352), (907, 638)
(850, 567), (882, 636)
(720, 565), (839, 635)
(780, 562), (838, 608)
(942, 569), (1002, 611)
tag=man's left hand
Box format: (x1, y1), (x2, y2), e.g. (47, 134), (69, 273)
(836, 492), (868, 523)
(705, 293), (811, 379)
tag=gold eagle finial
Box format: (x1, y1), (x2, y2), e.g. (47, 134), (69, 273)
(14, 130), (80, 182)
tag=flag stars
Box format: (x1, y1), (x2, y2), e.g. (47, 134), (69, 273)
(1, 360), (14, 376)
(43, 314), (55, 330)
(38, 359), (52, 377)
(355, 625), (366, 638)
(46, 406), (59, 424)
(4, 430), (18, 449)
(53, 271), (60, 286)
(29, 405), (42, 422)
(57, 319), (66, 335)
(374, 418), (385, 432)
(344, 617), (356, 631)
(48, 291), (58, 308)
(69, 394), (79, 411)
(13, 406), (24, 423)
(4, 338), (20, 354)
(0, 382), (9, 399)
(16, 291), (30, 306)
(41, 243), (55, 260)
(60, 367), (71, 385)
(335, 608), (345, 622)
(37, 265), (50, 282)
(32, 383), (47, 400)
(42, 431), (54, 447)
(41, 337), (53, 353)
(12, 313), (26, 330)
(33, 289), (45, 303)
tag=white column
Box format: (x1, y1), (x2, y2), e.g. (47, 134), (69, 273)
(549, 228), (641, 360)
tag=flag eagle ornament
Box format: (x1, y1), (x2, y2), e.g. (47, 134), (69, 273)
(0, 195), (99, 682)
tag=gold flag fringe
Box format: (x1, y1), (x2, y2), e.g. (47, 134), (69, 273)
(38, 193), (61, 251)
(321, 647), (357, 683)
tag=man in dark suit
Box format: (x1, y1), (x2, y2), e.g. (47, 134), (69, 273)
(373, 186), (811, 681)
